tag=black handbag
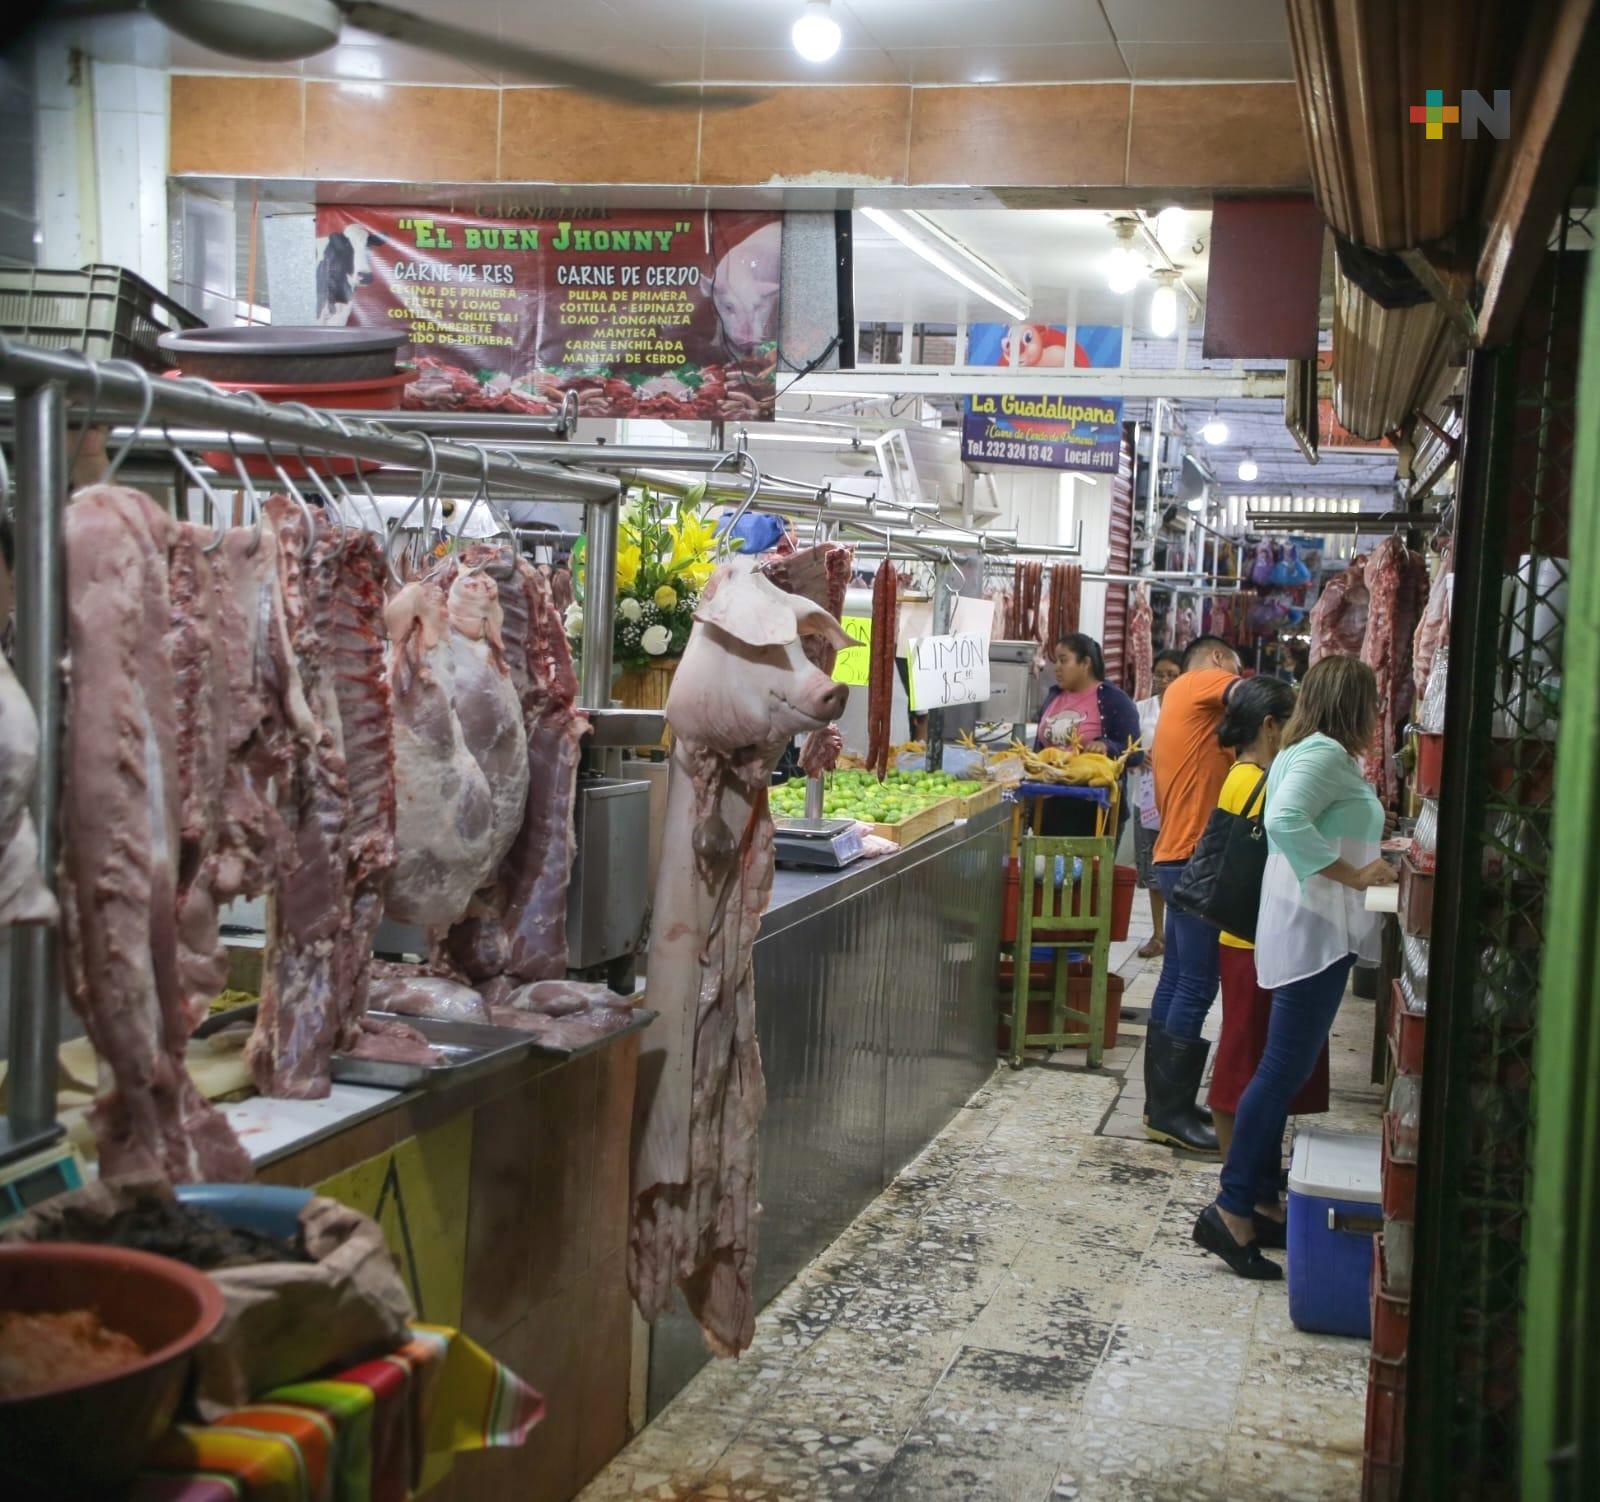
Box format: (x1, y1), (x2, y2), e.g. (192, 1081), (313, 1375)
(1170, 768), (1270, 941)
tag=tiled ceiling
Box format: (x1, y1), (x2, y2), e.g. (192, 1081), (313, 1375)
(53, 0), (1296, 88)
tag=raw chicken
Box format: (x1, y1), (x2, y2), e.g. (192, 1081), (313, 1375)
(629, 556), (850, 1357)
(0, 649), (56, 926)
(383, 575), (497, 927)
(60, 486), (251, 1183)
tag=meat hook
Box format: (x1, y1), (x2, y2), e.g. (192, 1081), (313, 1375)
(278, 401), (350, 556)
(454, 442), (493, 542)
(101, 358), (154, 483)
(559, 387), (579, 437)
(222, 429), (265, 557)
(322, 410), (390, 540)
(255, 430), (320, 560)
(384, 430), (440, 586)
(62, 346), (103, 476)
(165, 426), (229, 553)
(713, 448), (763, 558)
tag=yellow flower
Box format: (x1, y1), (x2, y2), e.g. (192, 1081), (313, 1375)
(654, 584), (679, 611)
(616, 542), (641, 591)
(683, 559), (715, 590)
(671, 511), (718, 566)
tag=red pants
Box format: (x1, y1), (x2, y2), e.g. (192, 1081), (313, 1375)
(1208, 943), (1330, 1115)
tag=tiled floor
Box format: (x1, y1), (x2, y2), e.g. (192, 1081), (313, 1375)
(582, 900), (1381, 1501)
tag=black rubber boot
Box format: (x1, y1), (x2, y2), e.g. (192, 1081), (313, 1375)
(1144, 1029), (1220, 1154)
(1143, 1019), (1212, 1126)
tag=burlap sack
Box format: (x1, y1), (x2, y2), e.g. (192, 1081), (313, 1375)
(4, 1177), (413, 1420)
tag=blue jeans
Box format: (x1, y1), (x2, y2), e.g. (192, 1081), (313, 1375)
(1218, 954), (1356, 1216)
(1150, 860), (1221, 1040)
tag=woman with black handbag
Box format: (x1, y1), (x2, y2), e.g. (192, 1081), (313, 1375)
(1192, 658), (1397, 1279)
(1199, 677), (1331, 1236)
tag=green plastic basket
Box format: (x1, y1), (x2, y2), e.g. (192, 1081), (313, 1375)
(0, 263), (203, 371)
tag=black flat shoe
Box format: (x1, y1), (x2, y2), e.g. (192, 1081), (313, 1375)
(1193, 1205), (1284, 1280)
(1252, 1212), (1288, 1251)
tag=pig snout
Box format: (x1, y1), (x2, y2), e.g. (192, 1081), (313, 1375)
(801, 676), (848, 724)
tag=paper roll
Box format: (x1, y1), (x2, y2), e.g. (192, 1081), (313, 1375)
(1365, 884), (1400, 914)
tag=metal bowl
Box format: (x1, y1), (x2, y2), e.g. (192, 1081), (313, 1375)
(158, 326), (404, 384)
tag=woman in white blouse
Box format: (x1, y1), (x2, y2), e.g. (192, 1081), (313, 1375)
(1193, 657), (1397, 1279)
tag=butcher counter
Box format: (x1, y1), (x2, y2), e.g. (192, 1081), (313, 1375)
(644, 800), (1008, 1413)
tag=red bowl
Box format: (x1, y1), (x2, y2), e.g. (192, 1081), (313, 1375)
(0, 1242), (226, 1491)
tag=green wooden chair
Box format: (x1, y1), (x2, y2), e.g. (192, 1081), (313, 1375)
(1006, 833), (1115, 1070)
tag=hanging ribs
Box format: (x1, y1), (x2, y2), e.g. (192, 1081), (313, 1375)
(61, 485), (251, 1182)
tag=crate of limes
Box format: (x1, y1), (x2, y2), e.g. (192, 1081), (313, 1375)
(770, 770), (967, 846)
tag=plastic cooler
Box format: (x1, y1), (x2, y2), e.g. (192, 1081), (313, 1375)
(1286, 1127), (1383, 1338)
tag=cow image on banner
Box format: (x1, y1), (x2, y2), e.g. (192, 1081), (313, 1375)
(313, 206), (782, 421)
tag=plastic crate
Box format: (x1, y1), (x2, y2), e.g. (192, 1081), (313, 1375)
(1362, 1352), (1406, 1502)
(1288, 1127), (1383, 1338)
(1369, 1235), (1410, 1362)
(1388, 982), (1426, 1075)
(1381, 1115), (1418, 1221)
(0, 264), (202, 371)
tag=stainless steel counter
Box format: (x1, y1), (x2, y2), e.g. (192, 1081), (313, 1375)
(648, 802), (1007, 1413)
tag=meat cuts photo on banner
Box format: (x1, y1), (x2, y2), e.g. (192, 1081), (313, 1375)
(314, 207), (782, 420)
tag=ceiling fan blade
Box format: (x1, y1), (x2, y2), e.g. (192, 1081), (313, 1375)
(340, 2), (765, 109)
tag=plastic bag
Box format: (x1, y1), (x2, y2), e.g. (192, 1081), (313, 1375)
(1250, 541), (1275, 587)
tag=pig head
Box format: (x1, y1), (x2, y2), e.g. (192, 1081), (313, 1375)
(629, 555), (848, 1357)
(666, 556), (848, 754)
(710, 222), (782, 351)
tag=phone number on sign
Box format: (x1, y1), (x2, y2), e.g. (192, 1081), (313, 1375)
(964, 439), (1062, 463)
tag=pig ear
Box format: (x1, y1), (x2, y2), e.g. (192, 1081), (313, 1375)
(792, 598), (852, 652)
(694, 560), (802, 646)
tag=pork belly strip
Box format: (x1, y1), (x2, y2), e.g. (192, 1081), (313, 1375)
(61, 485), (250, 1182)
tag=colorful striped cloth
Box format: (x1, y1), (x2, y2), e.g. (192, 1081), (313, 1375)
(129, 1324), (543, 1502)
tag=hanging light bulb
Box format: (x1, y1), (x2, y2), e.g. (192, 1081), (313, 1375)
(792, 0), (841, 62)
(1201, 407), (1229, 445)
(1154, 206), (1186, 244)
(1104, 217), (1144, 295)
(1149, 269), (1181, 337)
(1237, 456), (1259, 482)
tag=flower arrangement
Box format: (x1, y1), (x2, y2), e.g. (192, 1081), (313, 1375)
(569, 484), (732, 671)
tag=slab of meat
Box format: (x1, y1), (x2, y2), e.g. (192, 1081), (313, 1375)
(1309, 554), (1370, 664)
(762, 543), (854, 774)
(865, 561), (897, 780)
(547, 563), (574, 615)
(0, 649), (56, 926)
(60, 485), (251, 1183)
(1359, 537), (1426, 806)
(347, 1014), (440, 1065)
(1412, 543), (1453, 706)
(368, 961), (490, 1023)
(486, 977), (635, 1050)
(437, 547), (589, 982)
(985, 583), (1013, 640)
(1129, 582), (1154, 701)
(438, 565), (529, 870)
(630, 556), (849, 1357)
(383, 575), (497, 928)
(246, 502), (396, 1099)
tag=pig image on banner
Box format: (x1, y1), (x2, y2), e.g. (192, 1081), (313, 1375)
(314, 207), (783, 421)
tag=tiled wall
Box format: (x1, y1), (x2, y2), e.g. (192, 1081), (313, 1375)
(169, 78), (1309, 190)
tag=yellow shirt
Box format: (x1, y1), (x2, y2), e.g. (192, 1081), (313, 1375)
(1217, 760), (1271, 950)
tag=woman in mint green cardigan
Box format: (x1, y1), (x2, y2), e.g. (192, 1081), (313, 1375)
(1193, 658), (1398, 1279)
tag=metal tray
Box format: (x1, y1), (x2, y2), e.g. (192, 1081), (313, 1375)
(521, 1005), (657, 1059)
(586, 706), (667, 747)
(330, 1012), (533, 1090)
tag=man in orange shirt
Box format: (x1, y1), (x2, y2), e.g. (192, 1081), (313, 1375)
(1144, 635), (1241, 1153)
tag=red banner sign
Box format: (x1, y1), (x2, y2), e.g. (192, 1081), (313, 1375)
(314, 207), (782, 421)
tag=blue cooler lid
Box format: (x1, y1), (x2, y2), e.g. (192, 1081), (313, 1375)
(1288, 1127), (1381, 1204)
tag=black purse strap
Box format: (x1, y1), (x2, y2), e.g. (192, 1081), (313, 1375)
(1242, 768), (1269, 820)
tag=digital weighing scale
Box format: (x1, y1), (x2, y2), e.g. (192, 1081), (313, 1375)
(0, 1139), (86, 1229)
(773, 817), (866, 869)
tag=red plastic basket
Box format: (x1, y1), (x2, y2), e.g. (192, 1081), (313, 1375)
(1362, 1353), (1407, 1502)
(1001, 857), (1134, 943)
(1381, 1115), (1418, 1222)
(1388, 982), (1426, 1075)
(1369, 1235), (1410, 1362)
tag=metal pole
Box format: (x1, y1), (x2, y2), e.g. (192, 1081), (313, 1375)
(804, 776), (824, 819)
(6, 381), (66, 1158)
(1145, 398), (1164, 563)
(580, 499), (618, 711)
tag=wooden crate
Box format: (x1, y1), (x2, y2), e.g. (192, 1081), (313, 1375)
(952, 781), (1004, 819)
(868, 797), (957, 847)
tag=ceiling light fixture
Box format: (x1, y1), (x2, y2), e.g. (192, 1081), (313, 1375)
(1237, 456), (1259, 482)
(859, 206), (1032, 322)
(1154, 205), (1186, 243)
(792, 0), (842, 62)
(1104, 217), (1145, 296)
(1201, 407), (1229, 446)
(1149, 269), (1181, 337)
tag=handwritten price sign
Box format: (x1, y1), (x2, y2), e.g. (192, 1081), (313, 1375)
(907, 632), (991, 711)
